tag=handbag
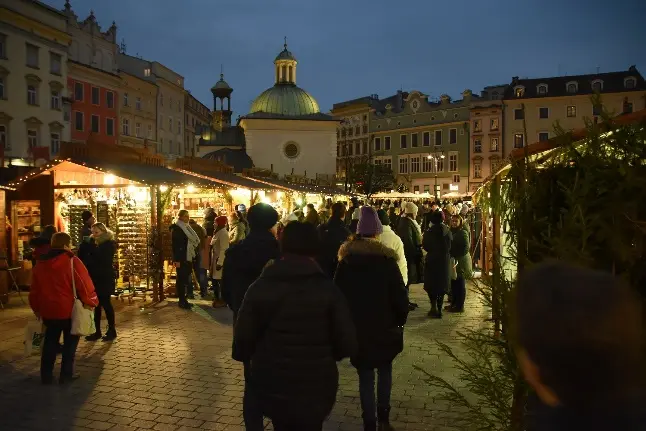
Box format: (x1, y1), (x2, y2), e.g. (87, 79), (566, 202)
(70, 257), (96, 336)
(24, 317), (44, 356)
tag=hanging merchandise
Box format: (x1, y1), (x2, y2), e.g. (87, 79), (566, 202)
(116, 193), (150, 293)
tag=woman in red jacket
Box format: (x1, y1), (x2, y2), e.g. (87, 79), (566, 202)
(29, 232), (98, 385)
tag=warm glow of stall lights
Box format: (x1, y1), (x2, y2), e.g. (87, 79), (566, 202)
(160, 185), (169, 192)
(104, 174), (116, 185)
(186, 185), (196, 193)
(135, 189), (149, 202)
(127, 185), (137, 193)
(262, 196), (271, 204)
(277, 191), (284, 198)
(70, 198), (89, 205)
(295, 198), (303, 206)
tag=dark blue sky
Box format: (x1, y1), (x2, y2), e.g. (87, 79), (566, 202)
(52, 0), (645, 118)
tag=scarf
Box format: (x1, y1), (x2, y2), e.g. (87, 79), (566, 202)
(177, 219), (200, 262)
(95, 230), (114, 245)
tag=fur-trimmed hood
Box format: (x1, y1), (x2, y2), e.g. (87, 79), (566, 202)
(338, 238), (398, 261)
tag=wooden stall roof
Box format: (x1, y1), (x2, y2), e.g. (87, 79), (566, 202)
(173, 168), (270, 190)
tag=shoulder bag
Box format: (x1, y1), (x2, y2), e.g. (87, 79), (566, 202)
(70, 257), (96, 336)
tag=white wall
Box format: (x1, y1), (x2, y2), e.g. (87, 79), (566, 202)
(242, 118), (337, 178)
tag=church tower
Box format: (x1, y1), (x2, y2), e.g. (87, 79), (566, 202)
(211, 72), (233, 131)
(274, 37), (297, 85)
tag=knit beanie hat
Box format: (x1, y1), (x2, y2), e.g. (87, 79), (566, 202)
(404, 202), (418, 216)
(356, 206), (383, 236)
(247, 203), (279, 231)
(81, 210), (93, 223)
(215, 216), (227, 227)
(376, 209), (390, 226)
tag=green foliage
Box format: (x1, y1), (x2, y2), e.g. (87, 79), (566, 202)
(421, 104), (646, 430)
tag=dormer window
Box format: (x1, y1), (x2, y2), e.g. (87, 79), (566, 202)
(624, 77), (637, 89)
(537, 84), (548, 95)
(591, 79), (603, 93)
(566, 81), (578, 94)
(514, 86), (525, 97)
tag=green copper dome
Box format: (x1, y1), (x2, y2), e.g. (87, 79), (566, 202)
(250, 84), (320, 116)
(275, 48), (296, 62)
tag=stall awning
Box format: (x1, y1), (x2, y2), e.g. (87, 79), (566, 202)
(174, 168), (268, 190)
(243, 175), (350, 196)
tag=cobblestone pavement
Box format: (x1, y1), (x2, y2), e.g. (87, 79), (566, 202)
(0, 282), (489, 430)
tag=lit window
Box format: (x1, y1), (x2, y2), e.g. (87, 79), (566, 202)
(538, 132), (549, 142)
(474, 160), (482, 178)
(27, 129), (38, 148)
(514, 133), (524, 148)
(514, 86), (525, 97)
(144, 68), (151, 77)
(474, 139), (482, 153)
(473, 120), (482, 132)
(566, 106), (576, 117)
(490, 118), (499, 131)
(448, 153), (458, 172)
(490, 137), (499, 152)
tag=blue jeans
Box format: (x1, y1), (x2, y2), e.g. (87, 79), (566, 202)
(357, 363), (393, 421)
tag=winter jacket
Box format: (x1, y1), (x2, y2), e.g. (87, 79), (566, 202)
(29, 249), (99, 320)
(317, 217), (351, 278)
(335, 238), (409, 369)
(78, 235), (116, 296)
(378, 225), (408, 285)
(396, 216), (423, 284)
(29, 236), (51, 263)
(304, 210), (320, 226)
(228, 220), (246, 245)
(210, 227), (229, 279)
(233, 256), (357, 423)
(221, 230), (280, 314)
(450, 226), (472, 280)
(190, 223), (208, 269)
(423, 223), (452, 296)
(170, 224), (188, 263)
(203, 208), (216, 236)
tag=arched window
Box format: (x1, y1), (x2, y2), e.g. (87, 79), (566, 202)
(27, 85), (37, 105)
(281, 65), (287, 82)
(566, 82), (578, 94)
(537, 84), (548, 95)
(624, 77), (636, 89)
(288, 65), (293, 83)
(514, 86), (525, 97)
(591, 80), (603, 92)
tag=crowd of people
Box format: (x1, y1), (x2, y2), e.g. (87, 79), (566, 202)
(24, 199), (645, 431)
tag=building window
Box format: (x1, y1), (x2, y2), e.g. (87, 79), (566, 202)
(122, 118), (129, 135)
(362, 124), (368, 134)
(474, 160), (482, 178)
(449, 153), (458, 172)
(539, 107), (549, 119)
(74, 111), (83, 131)
(348, 127), (353, 137)
(437, 155), (444, 172)
(592, 80), (603, 92)
(593, 104), (602, 116)
(50, 90), (60, 110)
(566, 82), (578, 93)
(514, 86), (525, 97)
(50, 53), (61, 75)
(123, 92), (129, 106)
(514, 108), (524, 120)
(26, 43), (39, 68)
(0, 125), (8, 150)
(144, 68), (151, 77)
(423, 131), (430, 146)
(490, 137), (499, 152)
(168, 118), (173, 132)
(106, 118), (114, 136)
(27, 129), (38, 148)
(514, 133), (524, 148)
(400, 134), (407, 149)
(135, 97), (141, 110)
(567, 105), (576, 117)
(491, 157), (501, 174)
(399, 156), (409, 174)
(383, 157), (392, 171)
(491, 91), (499, 100)
(411, 133), (418, 147)
(103, 91), (113, 109)
(473, 119), (482, 132)
(537, 84), (548, 95)
(411, 156), (420, 173)
(91, 115), (99, 133)
(147, 124), (152, 139)
(74, 82), (83, 101)
(490, 118), (499, 131)
(347, 142), (353, 156)
(362, 140), (367, 154)
(625, 78), (636, 89)
(0, 34), (6, 59)
(423, 185), (430, 193)
(538, 132), (549, 142)
(384, 136), (391, 151)
(27, 85), (37, 105)
(449, 128), (457, 144)
(355, 126), (360, 135)
(453, 174), (460, 184)
(91, 87), (100, 105)
(374, 137), (381, 151)
(474, 139), (482, 153)
(136, 122), (141, 137)
(434, 130), (442, 146)
(50, 133), (60, 154)
(160, 114), (164, 129)
(178, 120), (181, 135)
(422, 155), (432, 172)
(0, 77), (4, 99)
(355, 141), (360, 155)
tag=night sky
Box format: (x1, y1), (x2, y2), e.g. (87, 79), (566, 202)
(50, 0), (645, 118)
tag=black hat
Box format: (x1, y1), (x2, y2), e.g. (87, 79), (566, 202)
(81, 210), (93, 223)
(377, 209), (390, 226)
(247, 203), (279, 231)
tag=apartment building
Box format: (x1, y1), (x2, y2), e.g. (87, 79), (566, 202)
(184, 91), (210, 157)
(154, 62), (185, 157)
(0, 0), (70, 160)
(502, 66), (646, 158)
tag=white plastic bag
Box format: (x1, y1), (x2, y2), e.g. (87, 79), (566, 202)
(24, 318), (44, 356)
(70, 258), (95, 336)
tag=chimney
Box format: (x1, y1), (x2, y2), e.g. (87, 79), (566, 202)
(462, 89), (472, 101)
(440, 94), (451, 104)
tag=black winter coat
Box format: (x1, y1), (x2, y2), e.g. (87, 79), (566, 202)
(170, 224), (188, 263)
(78, 238), (116, 296)
(317, 217), (351, 278)
(396, 216), (423, 284)
(334, 238), (409, 369)
(221, 230), (280, 314)
(232, 256), (357, 423)
(423, 223), (452, 296)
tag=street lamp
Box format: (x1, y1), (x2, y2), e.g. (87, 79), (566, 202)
(427, 152), (445, 198)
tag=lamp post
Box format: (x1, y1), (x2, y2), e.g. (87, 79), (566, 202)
(427, 152), (445, 199)
(340, 119), (350, 192)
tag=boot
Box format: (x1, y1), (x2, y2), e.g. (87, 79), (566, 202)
(363, 419), (377, 431)
(428, 299), (438, 317)
(377, 407), (395, 430)
(102, 327), (117, 342)
(85, 332), (102, 342)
